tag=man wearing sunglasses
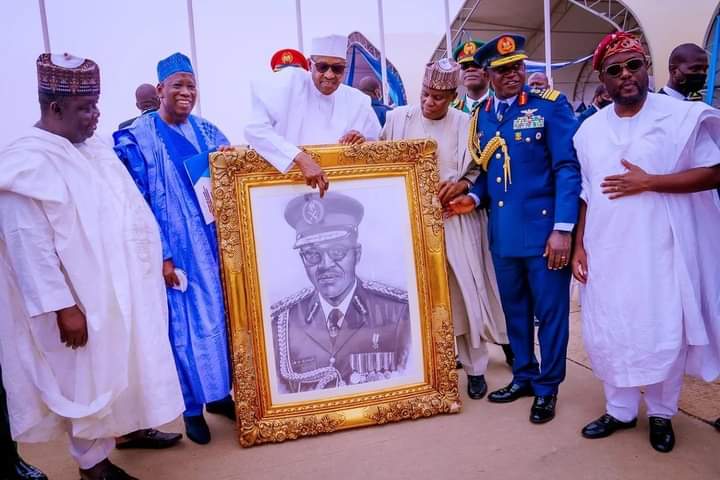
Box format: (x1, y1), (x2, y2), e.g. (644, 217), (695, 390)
(245, 35), (381, 197)
(271, 192), (410, 393)
(447, 34), (581, 425)
(571, 32), (720, 453)
(451, 40), (491, 114)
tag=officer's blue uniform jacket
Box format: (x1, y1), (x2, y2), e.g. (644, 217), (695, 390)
(469, 86), (581, 257)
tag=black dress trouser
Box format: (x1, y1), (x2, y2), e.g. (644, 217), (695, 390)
(0, 363), (19, 466)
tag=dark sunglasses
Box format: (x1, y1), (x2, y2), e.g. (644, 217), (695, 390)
(491, 62), (523, 76)
(603, 58), (645, 78)
(314, 62), (346, 75)
(300, 245), (355, 266)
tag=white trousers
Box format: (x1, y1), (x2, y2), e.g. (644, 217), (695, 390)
(603, 348), (687, 422)
(68, 435), (115, 470)
(456, 333), (489, 376)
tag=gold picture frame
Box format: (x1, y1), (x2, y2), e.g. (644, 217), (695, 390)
(210, 140), (460, 447)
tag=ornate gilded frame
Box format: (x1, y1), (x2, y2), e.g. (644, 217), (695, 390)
(210, 140), (460, 447)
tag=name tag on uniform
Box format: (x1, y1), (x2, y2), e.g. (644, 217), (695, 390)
(513, 109), (544, 130)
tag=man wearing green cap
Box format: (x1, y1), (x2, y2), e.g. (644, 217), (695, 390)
(271, 192), (411, 393)
(452, 40), (491, 113)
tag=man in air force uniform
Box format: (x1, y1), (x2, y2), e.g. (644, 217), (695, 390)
(272, 192), (411, 393)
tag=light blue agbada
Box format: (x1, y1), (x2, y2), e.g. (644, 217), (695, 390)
(113, 111), (230, 416)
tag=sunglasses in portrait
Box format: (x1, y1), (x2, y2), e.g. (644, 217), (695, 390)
(491, 62), (524, 76)
(603, 58), (645, 78)
(300, 245), (357, 266)
(313, 62), (346, 75)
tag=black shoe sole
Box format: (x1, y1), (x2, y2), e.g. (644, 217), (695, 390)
(487, 391), (533, 403)
(467, 389), (487, 400)
(582, 421), (637, 439)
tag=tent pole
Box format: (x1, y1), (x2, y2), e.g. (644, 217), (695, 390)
(377, 0), (389, 104)
(706, 14), (720, 105)
(38, 0), (50, 53)
(443, 0), (453, 58)
(186, 0), (202, 115)
(543, 0), (553, 88)
(295, 0), (304, 53)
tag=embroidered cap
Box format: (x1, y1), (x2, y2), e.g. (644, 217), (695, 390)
(284, 191), (364, 248)
(36, 53), (100, 96)
(157, 52), (194, 82)
(423, 58), (461, 91)
(592, 32), (646, 71)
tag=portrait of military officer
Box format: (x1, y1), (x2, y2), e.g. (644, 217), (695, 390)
(271, 191), (412, 394)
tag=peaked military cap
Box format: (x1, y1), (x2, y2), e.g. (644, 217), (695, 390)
(284, 191), (364, 248)
(452, 40), (485, 65)
(474, 34), (528, 69)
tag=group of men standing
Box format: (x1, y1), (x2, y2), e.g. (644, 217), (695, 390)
(0, 28), (718, 480)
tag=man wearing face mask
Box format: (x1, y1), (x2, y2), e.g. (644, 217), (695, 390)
(446, 34), (581, 425)
(658, 43), (709, 102)
(114, 53), (234, 446)
(577, 84), (612, 125)
(245, 35), (381, 197)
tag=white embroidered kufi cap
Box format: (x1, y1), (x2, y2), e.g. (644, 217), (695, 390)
(310, 35), (348, 60)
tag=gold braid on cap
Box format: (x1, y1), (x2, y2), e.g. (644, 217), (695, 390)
(468, 108), (512, 192)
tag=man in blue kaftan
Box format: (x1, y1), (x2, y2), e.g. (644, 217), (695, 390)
(113, 52), (233, 445)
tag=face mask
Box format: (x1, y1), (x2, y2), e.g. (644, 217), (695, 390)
(680, 72), (707, 93)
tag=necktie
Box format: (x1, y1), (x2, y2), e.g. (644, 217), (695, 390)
(496, 101), (509, 122)
(328, 308), (342, 339)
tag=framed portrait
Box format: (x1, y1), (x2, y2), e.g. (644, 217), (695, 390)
(210, 140), (460, 447)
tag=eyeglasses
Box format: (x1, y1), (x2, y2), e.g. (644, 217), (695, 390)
(300, 245), (356, 266)
(313, 62), (346, 75)
(491, 62), (524, 76)
(603, 58), (645, 78)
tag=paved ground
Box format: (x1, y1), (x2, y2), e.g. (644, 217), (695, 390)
(19, 303), (720, 479)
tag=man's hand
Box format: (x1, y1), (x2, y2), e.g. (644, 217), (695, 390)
(294, 151), (329, 197)
(444, 195), (476, 218)
(601, 159), (652, 199)
(544, 231), (571, 270)
(163, 259), (180, 287)
(438, 180), (470, 207)
(338, 130), (366, 145)
(56, 305), (88, 349)
(571, 244), (588, 284)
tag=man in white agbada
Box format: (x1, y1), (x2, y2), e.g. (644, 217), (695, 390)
(0, 54), (184, 479)
(571, 33), (720, 453)
(245, 34), (381, 196)
(380, 59), (508, 399)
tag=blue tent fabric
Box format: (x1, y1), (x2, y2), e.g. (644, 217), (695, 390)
(346, 44), (407, 106)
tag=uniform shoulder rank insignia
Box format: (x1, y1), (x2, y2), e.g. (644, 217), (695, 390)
(271, 287), (314, 315)
(529, 88), (561, 102)
(361, 280), (408, 302)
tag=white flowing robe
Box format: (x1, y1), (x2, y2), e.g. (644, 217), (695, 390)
(0, 128), (184, 442)
(573, 93), (720, 387)
(244, 67), (381, 173)
(381, 105), (507, 346)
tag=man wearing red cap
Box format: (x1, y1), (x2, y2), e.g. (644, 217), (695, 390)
(572, 32), (720, 453)
(0, 53), (184, 479)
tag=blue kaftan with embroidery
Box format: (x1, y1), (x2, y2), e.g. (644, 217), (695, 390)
(113, 112), (230, 415)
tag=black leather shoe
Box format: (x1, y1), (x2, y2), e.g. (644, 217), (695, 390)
(116, 428), (182, 449)
(467, 375), (488, 400)
(529, 395), (557, 424)
(581, 413), (637, 439)
(714, 417), (720, 432)
(206, 395), (236, 421)
(1, 456), (48, 480)
(79, 459), (138, 480)
(501, 344), (514, 367)
(488, 382), (533, 403)
(183, 415), (211, 445)
(649, 416), (675, 453)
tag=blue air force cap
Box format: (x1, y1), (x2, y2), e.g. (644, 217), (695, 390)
(474, 34), (528, 69)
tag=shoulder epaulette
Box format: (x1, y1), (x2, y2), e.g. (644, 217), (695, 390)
(529, 88), (562, 102)
(271, 287), (314, 315)
(361, 280), (408, 302)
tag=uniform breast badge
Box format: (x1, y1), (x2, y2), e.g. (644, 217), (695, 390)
(513, 109), (545, 130)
